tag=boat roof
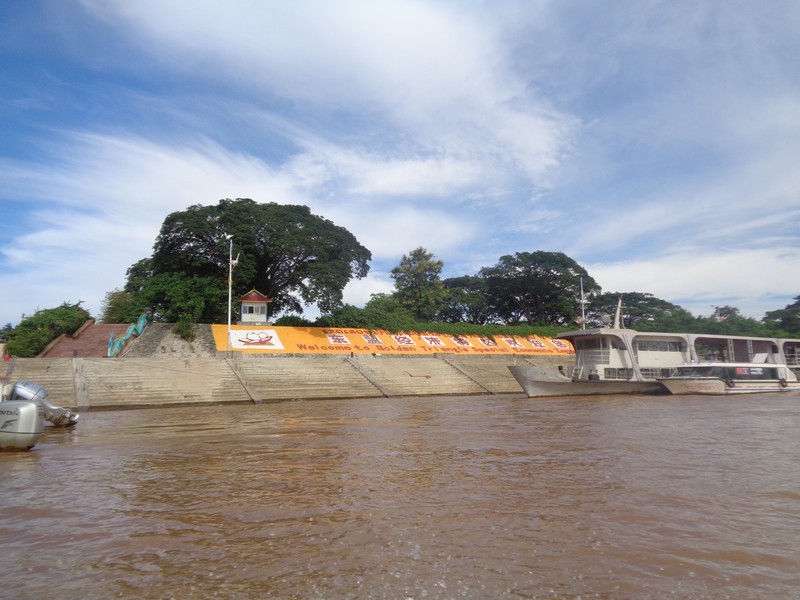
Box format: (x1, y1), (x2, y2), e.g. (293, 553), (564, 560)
(557, 327), (800, 345)
(676, 362), (785, 368)
(557, 327), (683, 340)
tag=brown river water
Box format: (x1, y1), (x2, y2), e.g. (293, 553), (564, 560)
(1, 393), (798, 599)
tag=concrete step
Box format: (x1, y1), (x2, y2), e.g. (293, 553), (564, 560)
(3, 358), (77, 405)
(80, 358), (251, 408)
(233, 355), (383, 401)
(351, 355), (487, 396)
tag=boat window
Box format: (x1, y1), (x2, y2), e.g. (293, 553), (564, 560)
(575, 338), (602, 350)
(638, 340), (685, 352)
(784, 343), (800, 366)
(604, 368), (633, 380)
(640, 368), (672, 379)
(732, 367), (776, 380)
(674, 365), (781, 380)
(609, 338), (626, 350)
(674, 366), (710, 376)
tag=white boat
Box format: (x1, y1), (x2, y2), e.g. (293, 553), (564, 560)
(508, 312), (800, 398)
(657, 363), (800, 395)
(507, 363), (666, 397)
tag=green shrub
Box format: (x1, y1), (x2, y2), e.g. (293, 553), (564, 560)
(5, 302), (91, 357)
(172, 320), (196, 342)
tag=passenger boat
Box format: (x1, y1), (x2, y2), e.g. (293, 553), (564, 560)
(508, 309), (800, 398)
(657, 363), (800, 395)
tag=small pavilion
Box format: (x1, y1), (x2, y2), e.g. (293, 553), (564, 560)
(238, 289), (273, 325)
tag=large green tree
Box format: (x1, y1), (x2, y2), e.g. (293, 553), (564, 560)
(439, 275), (493, 324)
(322, 293), (418, 331)
(99, 289), (145, 324)
(586, 292), (685, 329)
(480, 251), (599, 326)
(123, 199), (371, 322)
(390, 247), (449, 321)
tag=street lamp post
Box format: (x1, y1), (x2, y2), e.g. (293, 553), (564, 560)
(226, 234), (234, 353)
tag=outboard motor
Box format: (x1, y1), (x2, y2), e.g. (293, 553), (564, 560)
(0, 388), (44, 451)
(7, 381), (79, 428)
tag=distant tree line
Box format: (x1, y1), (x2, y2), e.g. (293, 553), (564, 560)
(3, 198), (800, 355)
(323, 247), (800, 339)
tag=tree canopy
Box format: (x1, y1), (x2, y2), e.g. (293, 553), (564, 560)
(763, 296), (800, 335)
(124, 198), (371, 323)
(479, 251), (599, 326)
(586, 292), (685, 329)
(390, 247), (448, 321)
(439, 275), (493, 324)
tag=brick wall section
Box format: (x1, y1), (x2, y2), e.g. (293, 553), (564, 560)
(38, 322), (131, 358)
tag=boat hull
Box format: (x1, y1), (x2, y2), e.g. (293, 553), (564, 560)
(508, 366), (665, 398)
(0, 400), (44, 451)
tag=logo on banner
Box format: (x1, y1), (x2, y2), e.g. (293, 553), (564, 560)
(233, 330), (284, 349)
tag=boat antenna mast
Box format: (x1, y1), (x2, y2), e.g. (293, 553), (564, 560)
(613, 296), (624, 329)
(573, 277), (587, 329)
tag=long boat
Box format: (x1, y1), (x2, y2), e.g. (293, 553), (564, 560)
(657, 362), (800, 395)
(508, 321), (800, 398)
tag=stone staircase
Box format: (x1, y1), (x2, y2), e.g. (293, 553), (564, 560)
(2, 358), (76, 404)
(231, 355), (383, 401)
(350, 355), (488, 397)
(78, 357), (251, 409)
(38, 321), (131, 358)
(444, 356), (539, 394)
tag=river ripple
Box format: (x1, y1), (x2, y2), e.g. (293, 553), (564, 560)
(1, 393), (799, 599)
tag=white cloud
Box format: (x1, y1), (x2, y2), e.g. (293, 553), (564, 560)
(2, 0), (800, 328)
(342, 273), (395, 308)
(588, 246), (800, 319)
(80, 0), (577, 182)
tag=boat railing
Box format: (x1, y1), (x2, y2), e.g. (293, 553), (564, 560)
(579, 349), (610, 365)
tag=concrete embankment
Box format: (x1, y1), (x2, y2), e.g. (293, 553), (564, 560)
(4, 323), (572, 410)
(6, 354), (568, 410)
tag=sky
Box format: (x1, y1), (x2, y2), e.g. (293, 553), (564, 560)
(2, 0), (799, 327)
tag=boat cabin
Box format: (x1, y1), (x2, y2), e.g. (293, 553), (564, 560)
(558, 326), (800, 383)
(671, 364), (790, 382)
(565, 329), (690, 381)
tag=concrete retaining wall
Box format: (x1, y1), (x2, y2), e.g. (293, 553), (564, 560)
(4, 354), (571, 410)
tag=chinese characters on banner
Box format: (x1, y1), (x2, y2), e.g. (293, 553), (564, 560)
(213, 325), (573, 355)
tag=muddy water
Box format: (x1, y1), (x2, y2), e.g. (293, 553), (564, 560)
(1, 394), (798, 599)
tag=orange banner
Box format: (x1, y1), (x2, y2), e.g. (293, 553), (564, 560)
(212, 325), (573, 356)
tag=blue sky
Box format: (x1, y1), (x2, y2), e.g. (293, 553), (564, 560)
(2, 0), (799, 326)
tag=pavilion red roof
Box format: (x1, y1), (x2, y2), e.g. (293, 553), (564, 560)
(238, 289), (272, 302)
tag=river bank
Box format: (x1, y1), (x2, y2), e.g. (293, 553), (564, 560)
(3, 323), (571, 410)
(6, 354), (567, 410)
